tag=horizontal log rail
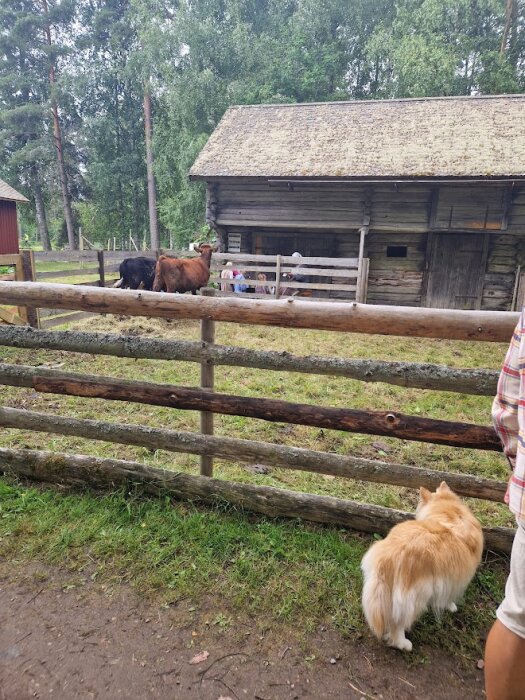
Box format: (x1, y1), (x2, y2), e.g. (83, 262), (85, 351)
(210, 265), (360, 278)
(37, 266), (101, 280)
(0, 326), (500, 395)
(0, 282), (518, 341)
(209, 277), (358, 293)
(0, 363), (500, 450)
(0, 405), (506, 500)
(212, 253), (360, 267)
(0, 447), (513, 553)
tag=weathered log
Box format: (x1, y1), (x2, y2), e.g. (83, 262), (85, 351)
(0, 282), (518, 341)
(0, 326), (500, 395)
(0, 446), (514, 554)
(0, 362), (500, 449)
(0, 406), (506, 500)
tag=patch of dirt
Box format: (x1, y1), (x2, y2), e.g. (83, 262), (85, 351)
(0, 562), (485, 699)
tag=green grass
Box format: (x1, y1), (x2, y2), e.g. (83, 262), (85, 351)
(34, 259), (103, 286)
(0, 478), (507, 658)
(0, 314), (513, 657)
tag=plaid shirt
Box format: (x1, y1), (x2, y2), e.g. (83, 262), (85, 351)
(493, 310), (525, 519)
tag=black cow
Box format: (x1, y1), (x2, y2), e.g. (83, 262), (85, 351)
(113, 256), (156, 291)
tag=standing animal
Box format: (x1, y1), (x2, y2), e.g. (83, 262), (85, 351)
(361, 481), (483, 652)
(153, 243), (216, 294)
(113, 256), (156, 290)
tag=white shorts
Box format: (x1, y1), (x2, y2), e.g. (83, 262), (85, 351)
(497, 519), (525, 639)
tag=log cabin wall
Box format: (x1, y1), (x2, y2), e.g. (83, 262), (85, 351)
(212, 180), (525, 310)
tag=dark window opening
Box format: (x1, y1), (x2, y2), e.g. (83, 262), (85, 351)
(387, 245), (407, 258)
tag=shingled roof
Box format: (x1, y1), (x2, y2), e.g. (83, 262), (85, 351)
(189, 94), (525, 181)
(0, 178), (28, 203)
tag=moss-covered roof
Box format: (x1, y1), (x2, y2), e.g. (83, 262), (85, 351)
(189, 94), (525, 180)
(0, 178), (28, 203)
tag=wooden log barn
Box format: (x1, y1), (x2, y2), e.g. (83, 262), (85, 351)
(189, 94), (525, 310)
(0, 178), (27, 255)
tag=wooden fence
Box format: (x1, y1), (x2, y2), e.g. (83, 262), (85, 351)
(33, 249), (148, 328)
(28, 249), (370, 328)
(0, 281), (519, 554)
(204, 252), (369, 302)
(0, 251), (37, 327)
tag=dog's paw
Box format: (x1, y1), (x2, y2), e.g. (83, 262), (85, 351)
(447, 602), (458, 613)
(388, 636), (413, 652)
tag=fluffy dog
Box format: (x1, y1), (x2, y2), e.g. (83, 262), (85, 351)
(361, 482), (483, 651)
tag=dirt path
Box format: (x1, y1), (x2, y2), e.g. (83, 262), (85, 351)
(0, 563), (485, 700)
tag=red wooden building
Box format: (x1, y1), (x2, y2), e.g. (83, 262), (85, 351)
(0, 178), (28, 255)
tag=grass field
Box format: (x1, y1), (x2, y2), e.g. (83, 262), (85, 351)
(0, 313), (513, 658)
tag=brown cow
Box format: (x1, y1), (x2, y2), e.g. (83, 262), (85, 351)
(152, 243), (216, 294)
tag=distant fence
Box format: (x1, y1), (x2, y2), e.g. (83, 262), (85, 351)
(0, 281), (518, 554)
(28, 249), (370, 328)
(33, 249), (150, 328)
(0, 251), (37, 327)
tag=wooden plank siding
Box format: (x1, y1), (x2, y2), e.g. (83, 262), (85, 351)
(0, 200), (20, 255)
(213, 180), (525, 310)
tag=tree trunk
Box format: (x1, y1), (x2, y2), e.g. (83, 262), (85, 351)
(32, 171), (51, 251)
(143, 82), (159, 250)
(500, 0), (514, 56)
(41, 0), (76, 250)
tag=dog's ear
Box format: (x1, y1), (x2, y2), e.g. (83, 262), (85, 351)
(437, 481), (451, 493)
(419, 487), (432, 504)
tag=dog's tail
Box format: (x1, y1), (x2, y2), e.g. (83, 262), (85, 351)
(361, 551), (392, 639)
(113, 278), (123, 288)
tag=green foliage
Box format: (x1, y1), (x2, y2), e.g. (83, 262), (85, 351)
(367, 0), (523, 97)
(1, 0), (524, 247)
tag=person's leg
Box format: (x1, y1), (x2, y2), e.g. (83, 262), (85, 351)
(485, 519), (525, 700)
(485, 620), (525, 699)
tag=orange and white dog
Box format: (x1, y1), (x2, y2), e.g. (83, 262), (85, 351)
(361, 482), (483, 651)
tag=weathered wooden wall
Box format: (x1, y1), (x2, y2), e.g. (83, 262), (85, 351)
(212, 180), (525, 310)
(0, 200), (20, 255)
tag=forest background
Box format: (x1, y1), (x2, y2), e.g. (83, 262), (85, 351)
(1, 0), (524, 251)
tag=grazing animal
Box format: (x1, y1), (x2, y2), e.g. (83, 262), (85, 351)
(113, 256), (156, 290)
(361, 481), (483, 652)
(153, 243), (216, 294)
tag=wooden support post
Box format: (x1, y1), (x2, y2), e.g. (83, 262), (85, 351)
(200, 287), (215, 476)
(19, 250), (39, 328)
(512, 265), (521, 311)
(13, 253), (29, 325)
(360, 258), (369, 304)
(275, 254), (282, 299)
(356, 203), (371, 303)
(97, 250), (105, 288)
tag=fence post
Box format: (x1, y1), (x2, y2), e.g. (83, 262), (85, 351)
(275, 254), (282, 299)
(20, 250), (39, 328)
(200, 287), (215, 476)
(97, 250), (105, 288)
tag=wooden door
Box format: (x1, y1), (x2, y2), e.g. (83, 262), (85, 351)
(426, 233), (489, 309)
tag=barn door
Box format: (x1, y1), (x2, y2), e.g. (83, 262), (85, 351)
(426, 233), (489, 309)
